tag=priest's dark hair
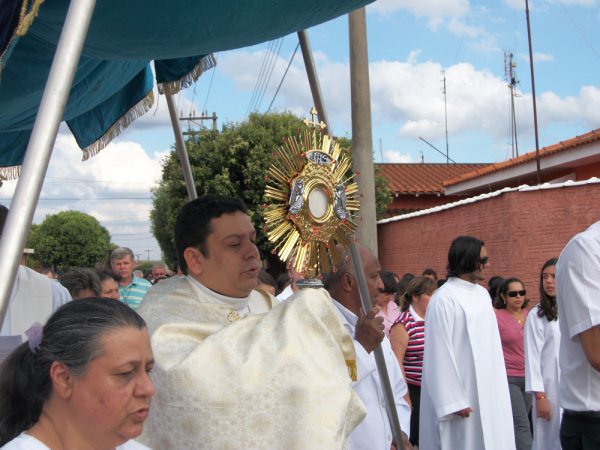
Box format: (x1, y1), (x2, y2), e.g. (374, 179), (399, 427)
(537, 258), (558, 322)
(446, 235), (485, 277)
(174, 194), (248, 275)
(0, 297), (146, 446)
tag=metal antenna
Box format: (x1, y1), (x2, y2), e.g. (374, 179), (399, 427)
(442, 70), (450, 164)
(504, 51), (519, 158)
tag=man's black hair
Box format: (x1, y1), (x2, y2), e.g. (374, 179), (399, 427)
(174, 195), (248, 275)
(446, 235), (485, 277)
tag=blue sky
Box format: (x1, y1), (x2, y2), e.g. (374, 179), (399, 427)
(3, 0), (600, 265)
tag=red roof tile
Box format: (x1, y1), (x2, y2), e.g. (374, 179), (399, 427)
(376, 163), (489, 194)
(444, 128), (600, 187)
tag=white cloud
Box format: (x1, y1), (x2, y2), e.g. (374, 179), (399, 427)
(370, 0), (470, 27)
(384, 150), (414, 162)
(1, 133), (165, 257)
(218, 48), (600, 152)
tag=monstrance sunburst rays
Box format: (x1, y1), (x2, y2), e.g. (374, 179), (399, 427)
(264, 108), (360, 279)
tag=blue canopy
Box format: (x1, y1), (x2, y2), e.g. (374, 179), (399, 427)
(0, 0), (372, 177)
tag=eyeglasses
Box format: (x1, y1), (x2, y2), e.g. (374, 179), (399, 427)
(479, 256), (489, 265)
(507, 290), (526, 297)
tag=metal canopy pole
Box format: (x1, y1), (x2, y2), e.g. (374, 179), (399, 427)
(165, 93), (198, 201)
(298, 27), (405, 450)
(0, 0), (97, 325)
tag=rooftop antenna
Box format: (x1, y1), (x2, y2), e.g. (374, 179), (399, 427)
(441, 70), (450, 164)
(379, 138), (384, 161)
(504, 51), (519, 158)
(420, 150), (424, 163)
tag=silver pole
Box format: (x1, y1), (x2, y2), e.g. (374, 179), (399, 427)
(0, 0), (97, 325)
(165, 93), (198, 201)
(298, 25), (405, 450)
(297, 31), (330, 129)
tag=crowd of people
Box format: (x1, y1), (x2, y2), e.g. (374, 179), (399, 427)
(0, 198), (598, 450)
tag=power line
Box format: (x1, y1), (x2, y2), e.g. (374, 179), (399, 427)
(561, 4), (600, 62)
(202, 53), (218, 114)
(0, 197), (152, 201)
(246, 40), (275, 117)
(267, 41), (300, 113)
(255, 37), (284, 111)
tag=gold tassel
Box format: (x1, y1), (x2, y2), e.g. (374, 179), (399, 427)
(346, 359), (357, 381)
(16, 0), (45, 36)
(0, 165), (21, 181)
(82, 90), (155, 160)
(157, 54), (217, 96)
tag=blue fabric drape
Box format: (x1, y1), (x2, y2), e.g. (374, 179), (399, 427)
(0, 0), (372, 174)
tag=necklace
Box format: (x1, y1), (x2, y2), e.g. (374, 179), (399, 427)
(508, 309), (524, 325)
(119, 283), (133, 301)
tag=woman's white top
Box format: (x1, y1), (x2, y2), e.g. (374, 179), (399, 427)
(0, 433), (151, 450)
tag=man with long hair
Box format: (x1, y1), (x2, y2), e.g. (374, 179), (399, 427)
(419, 236), (515, 450)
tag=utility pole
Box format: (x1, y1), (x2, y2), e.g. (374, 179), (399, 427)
(525, 0), (542, 184)
(180, 111), (218, 135)
(349, 8), (377, 254)
(145, 249), (151, 262)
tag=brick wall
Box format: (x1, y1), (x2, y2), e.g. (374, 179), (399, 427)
(377, 182), (600, 304)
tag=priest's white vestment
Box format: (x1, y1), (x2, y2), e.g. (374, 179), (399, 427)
(137, 276), (366, 449)
(524, 305), (561, 450)
(419, 277), (515, 450)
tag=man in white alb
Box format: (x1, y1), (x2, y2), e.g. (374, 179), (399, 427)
(420, 235), (515, 450)
(137, 195), (365, 449)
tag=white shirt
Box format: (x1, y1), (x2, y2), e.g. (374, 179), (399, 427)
(556, 220), (600, 411)
(1, 266), (71, 337)
(524, 306), (562, 450)
(333, 300), (411, 450)
(0, 433), (150, 449)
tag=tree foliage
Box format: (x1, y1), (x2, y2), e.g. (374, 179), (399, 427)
(150, 112), (393, 269)
(27, 210), (112, 271)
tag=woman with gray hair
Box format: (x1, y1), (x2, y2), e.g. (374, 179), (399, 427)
(0, 298), (154, 449)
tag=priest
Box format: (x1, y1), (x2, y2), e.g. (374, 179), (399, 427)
(137, 195), (365, 449)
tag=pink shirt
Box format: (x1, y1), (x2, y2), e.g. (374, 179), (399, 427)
(495, 308), (529, 377)
(376, 301), (401, 338)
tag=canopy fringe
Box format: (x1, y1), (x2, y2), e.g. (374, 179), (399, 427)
(82, 90), (154, 161)
(157, 54), (217, 96)
(0, 165), (21, 181)
(16, 0), (45, 36)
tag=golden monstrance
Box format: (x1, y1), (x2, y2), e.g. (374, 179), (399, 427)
(264, 108), (360, 282)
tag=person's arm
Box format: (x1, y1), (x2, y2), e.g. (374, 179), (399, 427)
(389, 323), (409, 377)
(578, 324), (600, 372)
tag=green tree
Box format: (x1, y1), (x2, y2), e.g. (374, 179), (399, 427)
(150, 112), (393, 268)
(27, 210), (112, 271)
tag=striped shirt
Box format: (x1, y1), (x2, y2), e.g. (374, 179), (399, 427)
(393, 306), (425, 386)
(119, 276), (152, 310)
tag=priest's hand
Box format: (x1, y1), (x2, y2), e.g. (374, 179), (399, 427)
(453, 407), (473, 418)
(535, 396), (552, 421)
(391, 431), (413, 450)
(355, 307), (384, 354)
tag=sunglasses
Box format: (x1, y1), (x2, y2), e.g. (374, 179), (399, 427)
(479, 256), (489, 265)
(507, 290), (526, 297)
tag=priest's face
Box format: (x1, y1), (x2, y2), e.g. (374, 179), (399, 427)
(471, 245), (488, 282)
(191, 212), (261, 297)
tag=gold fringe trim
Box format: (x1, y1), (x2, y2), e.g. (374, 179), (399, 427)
(1, 0), (45, 74)
(157, 54), (217, 96)
(16, 0), (45, 36)
(0, 165), (21, 181)
(82, 90), (155, 161)
(346, 359), (357, 381)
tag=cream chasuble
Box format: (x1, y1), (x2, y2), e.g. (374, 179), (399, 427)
(137, 276), (365, 449)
